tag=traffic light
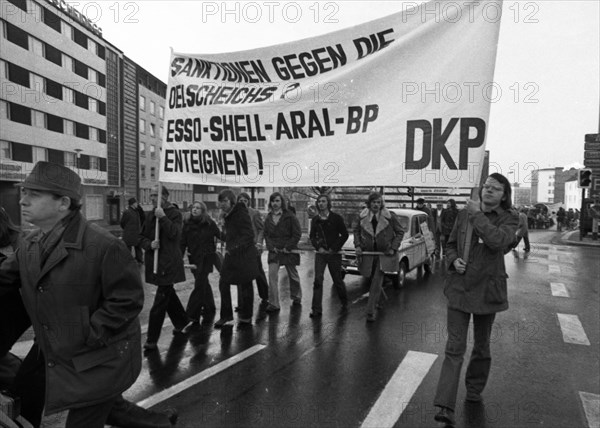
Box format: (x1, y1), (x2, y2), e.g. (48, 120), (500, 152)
(578, 169), (592, 188)
(407, 187), (414, 197)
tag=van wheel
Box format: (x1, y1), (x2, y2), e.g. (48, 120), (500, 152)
(393, 261), (408, 289)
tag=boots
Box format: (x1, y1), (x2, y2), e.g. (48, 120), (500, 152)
(106, 396), (178, 427)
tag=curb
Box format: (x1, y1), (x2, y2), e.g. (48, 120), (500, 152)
(557, 230), (600, 248)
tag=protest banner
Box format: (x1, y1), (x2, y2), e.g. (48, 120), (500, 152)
(160, 0), (503, 187)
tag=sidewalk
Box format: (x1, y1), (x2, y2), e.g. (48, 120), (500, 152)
(559, 230), (600, 248)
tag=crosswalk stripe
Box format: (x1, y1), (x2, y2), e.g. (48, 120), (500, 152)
(361, 351), (438, 428)
(557, 314), (590, 346)
(549, 264), (561, 274)
(579, 391), (600, 428)
(137, 344), (266, 409)
(550, 282), (569, 297)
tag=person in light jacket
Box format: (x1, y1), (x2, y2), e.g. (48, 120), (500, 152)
(433, 173), (519, 427)
(354, 192), (404, 322)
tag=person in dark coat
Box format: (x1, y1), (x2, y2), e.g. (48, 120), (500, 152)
(264, 192), (302, 311)
(440, 199), (459, 257)
(237, 192), (271, 321)
(309, 193), (349, 318)
(433, 173), (519, 426)
(180, 201), (220, 325)
(0, 162), (144, 427)
(214, 190), (259, 328)
(139, 186), (189, 351)
(120, 197), (143, 263)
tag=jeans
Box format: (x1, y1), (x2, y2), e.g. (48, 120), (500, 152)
(311, 253), (347, 313)
(434, 308), (496, 411)
(366, 258), (385, 315)
(268, 263), (301, 308)
(146, 285), (189, 343)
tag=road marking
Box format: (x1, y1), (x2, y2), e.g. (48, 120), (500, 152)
(557, 314), (590, 346)
(137, 344), (266, 409)
(361, 351), (438, 428)
(579, 391), (600, 428)
(549, 264), (561, 274)
(550, 282), (569, 297)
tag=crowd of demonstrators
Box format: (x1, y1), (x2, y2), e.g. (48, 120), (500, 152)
(433, 173), (519, 426)
(140, 187), (190, 351)
(263, 192), (303, 312)
(0, 162), (177, 428)
(309, 194), (349, 318)
(354, 192), (404, 322)
(180, 201), (221, 327)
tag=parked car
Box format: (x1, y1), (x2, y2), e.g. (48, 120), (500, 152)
(341, 208), (435, 287)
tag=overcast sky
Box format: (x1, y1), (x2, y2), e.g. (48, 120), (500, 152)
(83, 0), (599, 186)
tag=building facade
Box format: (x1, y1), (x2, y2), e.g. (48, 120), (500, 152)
(0, 0), (191, 226)
(531, 167), (564, 204)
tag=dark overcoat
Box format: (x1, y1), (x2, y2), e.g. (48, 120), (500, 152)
(444, 208), (519, 314)
(120, 206), (141, 246)
(140, 204), (186, 286)
(264, 210), (301, 266)
(0, 213), (143, 413)
(220, 202), (258, 284)
(180, 215), (220, 275)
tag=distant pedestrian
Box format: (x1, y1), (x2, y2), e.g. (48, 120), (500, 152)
(511, 208), (530, 255)
(121, 197), (144, 263)
(140, 186), (190, 351)
(433, 202), (444, 257)
(416, 198), (435, 232)
(440, 199), (459, 257)
(264, 192), (302, 311)
(354, 192), (404, 322)
(237, 192), (271, 321)
(556, 207), (566, 232)
(180, 201), (221, 326)
(214, 189), (259, 328)
(433, 173), (518, 427)
(589, 199), (600, 240)
(309, 194), (349, 318)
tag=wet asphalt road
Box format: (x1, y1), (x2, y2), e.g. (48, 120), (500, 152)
(37, 229), (599, 427)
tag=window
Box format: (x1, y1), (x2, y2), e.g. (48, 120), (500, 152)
(33, 147), (47, 163)
(139, 118), (146, 134)
(150, 167), (156, 181)
(11, 142), (32, 163)
(258, 198), (265, 210)
(96, 44), (106, 60)
(8, 102), (31, 125)
(98, 129), (106, 143)
(75, 91), (88, 109)
(89, 156), (99, 170)
(64, 151), (76, 167)
(7, 62), (30, 87)
(5, 22), (29, 50)
(150, 123), (155, 138)
(140, 165), (146, 180)
(85, 195), (103, 220)
(75, 122), (89, 139)
(73, 59), (88, 79)
(44, 43), (62, 66)
(159, 106), (164, 119)
(140, 142), (146, 157)
(64, 120), (74, 135)
(150, 145), (156, 158)
(46, 114), (63, 133)
(0, 141), (12, 160)
(45, 78), (62, 100)
(150, 101), (155, 115)
(97, 73), (105, 88)
(42, 7), (61, 32)
(7, 0), (27, 12)
(72, 28), (87, 49)
(139, 95), (146, 111)
(97, 101), (106, 116)
(63, 87), (74, 103)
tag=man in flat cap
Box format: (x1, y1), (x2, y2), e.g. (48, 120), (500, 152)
(121, 197), (144, 264)
(0, 162), (176, 427)
(139, 186), (189, 350)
